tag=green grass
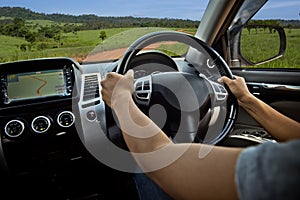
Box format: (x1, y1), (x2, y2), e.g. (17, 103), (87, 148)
(89, 27), (172, 54)
(63, 28), (132, 47)
(0, 35), (30, 62)
(282, 28), (300, 68)
(158, 43), (189, 57)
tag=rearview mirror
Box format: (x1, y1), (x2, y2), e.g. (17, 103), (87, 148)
(239, 25), (286, 66)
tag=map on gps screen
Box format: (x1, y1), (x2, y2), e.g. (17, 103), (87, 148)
(7, 69), (66, 102)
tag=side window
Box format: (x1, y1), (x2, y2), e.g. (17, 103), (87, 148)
(232, 0), (300, 69)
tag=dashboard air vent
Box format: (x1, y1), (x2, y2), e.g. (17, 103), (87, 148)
(83, 74), (100, 101)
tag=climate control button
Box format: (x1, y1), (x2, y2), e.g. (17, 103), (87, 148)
(4, 120), (25, 138)
(31, 116), (51, 134)
(57, 111), (75, 128)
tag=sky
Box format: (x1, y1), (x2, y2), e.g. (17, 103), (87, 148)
(0, 0), (299, 20)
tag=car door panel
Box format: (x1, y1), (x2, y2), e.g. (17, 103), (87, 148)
(231, 69), (300, 136)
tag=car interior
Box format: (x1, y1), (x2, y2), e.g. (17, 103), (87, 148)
(0, 0), (299, 199)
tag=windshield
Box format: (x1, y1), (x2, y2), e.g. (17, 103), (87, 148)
(0, 0), (209, 64)
(84, 27), (195, 63)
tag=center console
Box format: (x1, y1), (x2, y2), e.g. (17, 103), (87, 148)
(0, 58), (84, 175)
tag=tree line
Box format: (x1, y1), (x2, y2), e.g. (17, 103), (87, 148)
(246, 19), (297, 34)
(0, 7), (200, 29)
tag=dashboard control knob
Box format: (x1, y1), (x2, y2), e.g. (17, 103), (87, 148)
(31, 116), (51, 134)
(57, 111), (75, 128)
(4, 120), (25, 138)
(86, 110), (97, 121)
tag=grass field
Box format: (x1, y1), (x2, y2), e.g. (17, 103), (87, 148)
(0, 27), (299, 68)
(0, 27), (175, 63)
(0, 28), (132, 62)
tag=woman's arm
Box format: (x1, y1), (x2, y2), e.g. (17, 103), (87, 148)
(101, 70), (242, 200)
(220, 76), (300, 142)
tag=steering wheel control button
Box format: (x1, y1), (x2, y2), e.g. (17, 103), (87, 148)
(136, 82), (143, 90)
(31, 116), (51, 134)
(134, 75), (152, 105)
(4, 120), (25, 138)
(57, 111), (75, 128)
(210, 81), (228, 101)
(86, 110), (97, 121)
(144, 80), (150, 90)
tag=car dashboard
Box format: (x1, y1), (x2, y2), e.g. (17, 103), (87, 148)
(0, 58), (139, 199)
(0, 55), (184, 199)
(0, 55), (274, 199)
(0, 58), (79, 172)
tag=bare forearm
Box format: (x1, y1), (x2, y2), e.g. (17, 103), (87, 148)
(112, 93), (172, 153)
(240, 95), (300, 142)
(112, 93), (242, 200)
(148, 144), (241, 200)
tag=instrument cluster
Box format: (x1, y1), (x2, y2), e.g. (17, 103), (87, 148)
(128, 51), (179, 79)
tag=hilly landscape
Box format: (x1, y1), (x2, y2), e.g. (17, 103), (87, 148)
(0, 6), (299, 67)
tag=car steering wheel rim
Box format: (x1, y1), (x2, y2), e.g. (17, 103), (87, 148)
(116, 31), (238, 144)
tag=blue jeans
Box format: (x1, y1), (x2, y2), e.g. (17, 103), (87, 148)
(134, 173), (173, 200)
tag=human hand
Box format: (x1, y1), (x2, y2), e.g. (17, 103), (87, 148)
(101, 70), (134, 108)
(218, 75), (253, 104)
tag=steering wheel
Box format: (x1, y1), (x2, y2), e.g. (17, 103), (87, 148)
(74, 31), (237, 172)
(116, 31), (237, 144)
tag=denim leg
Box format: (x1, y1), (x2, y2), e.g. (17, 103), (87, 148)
(134, 173), (173, 200)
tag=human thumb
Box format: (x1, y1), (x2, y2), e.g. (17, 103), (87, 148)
(218, 76), (231, 85)
(122, 69), (134, 94)
(124, 69), (134, 80)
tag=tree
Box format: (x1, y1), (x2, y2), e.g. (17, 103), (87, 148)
(25, 32), (36, 44)
(99, 30), (107, 41)
(12, 17), (25, 37)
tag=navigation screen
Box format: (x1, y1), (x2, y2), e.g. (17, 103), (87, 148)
(7, 69), (66, 102)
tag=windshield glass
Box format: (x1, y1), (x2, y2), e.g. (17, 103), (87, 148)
(84, 28), (192, 63)
(0, 0), (209, 64)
